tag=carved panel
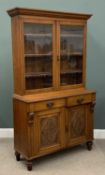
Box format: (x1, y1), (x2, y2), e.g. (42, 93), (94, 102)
(90, 102), (96, 113)
(69, 106), (86, 139)
(40, 114), (59, 147)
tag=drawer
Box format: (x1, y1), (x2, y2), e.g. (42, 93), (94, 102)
(29, 98), (65, 112)
(67, 94), (92, 106)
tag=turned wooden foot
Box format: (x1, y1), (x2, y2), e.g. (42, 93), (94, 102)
(27, 160), (33, 171)
(15, 151), (20, 161)
(86, 141), (93, 151)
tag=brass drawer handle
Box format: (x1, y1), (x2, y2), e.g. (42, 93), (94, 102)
(77, 98), (84, 104)
(29, 112), (35, 117)
(47, 101), (54, 108)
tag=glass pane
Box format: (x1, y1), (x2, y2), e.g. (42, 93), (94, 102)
(24, 23), (53, 90)
(60, 25), (83, 86)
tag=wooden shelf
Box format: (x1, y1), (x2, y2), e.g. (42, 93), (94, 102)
(61, 52), (83, 57)
(25, 53), (52, 57)
(25, 72), (52, 78)
(24, 33), (52, 37)
(61, 70), (82, 74)
(25, 70), (82, 78)
(24, 33), (82, 38)
(25, 52), (82, 58)
(61, 34), (83, 38)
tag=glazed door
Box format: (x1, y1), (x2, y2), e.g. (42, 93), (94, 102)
(35, 108), (65, 155)
(66, 105), (87, 146)
(23, 19), (56, 92)
(58, 22), (85, 89)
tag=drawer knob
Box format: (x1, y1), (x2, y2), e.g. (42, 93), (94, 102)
(77, 98), (84, 104)
(47, 101), (54, 108)
(29, 112), (35, 117)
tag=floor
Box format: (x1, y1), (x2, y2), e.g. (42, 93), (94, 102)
(0, 139), (105, 175)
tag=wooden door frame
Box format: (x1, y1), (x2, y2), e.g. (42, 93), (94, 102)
(19, 16), (57, 94)
(56, 20), (87, 90)
(12, 16), (26, 95)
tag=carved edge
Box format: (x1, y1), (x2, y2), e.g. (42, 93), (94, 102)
(90, 101), (96, 113)
(27, 112), (35, 126)
(7, 7), (92, 19)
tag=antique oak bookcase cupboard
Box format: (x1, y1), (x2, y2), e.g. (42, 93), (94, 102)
(8, 8), (96, 171)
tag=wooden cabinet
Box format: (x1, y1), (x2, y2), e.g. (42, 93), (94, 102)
(8, 8), (96, 171)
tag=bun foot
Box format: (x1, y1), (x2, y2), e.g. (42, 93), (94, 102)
(86, 141), (93, 151)
(15, 151), (20, 161)
(27, 160), (33, 171)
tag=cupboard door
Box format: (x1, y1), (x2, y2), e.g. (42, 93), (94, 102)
(66, 105), (87, 146)
(59, 23), (85, 87)
(28, 108), (65, 156)
(23, 20), (56, 91)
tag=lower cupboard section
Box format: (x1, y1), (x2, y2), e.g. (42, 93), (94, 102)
(16, 104), (94, 157)
(13, 98), (95, 170)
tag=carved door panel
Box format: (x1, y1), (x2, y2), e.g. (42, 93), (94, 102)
(36, 108), (65, 154)
(66, 105), (87, 146)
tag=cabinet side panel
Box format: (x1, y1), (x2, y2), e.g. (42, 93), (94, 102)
(13, 99), (28, 157)
(82, 24), (87, 87)
(11, 17), (25, 94)
(86, 103), (94, 141)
